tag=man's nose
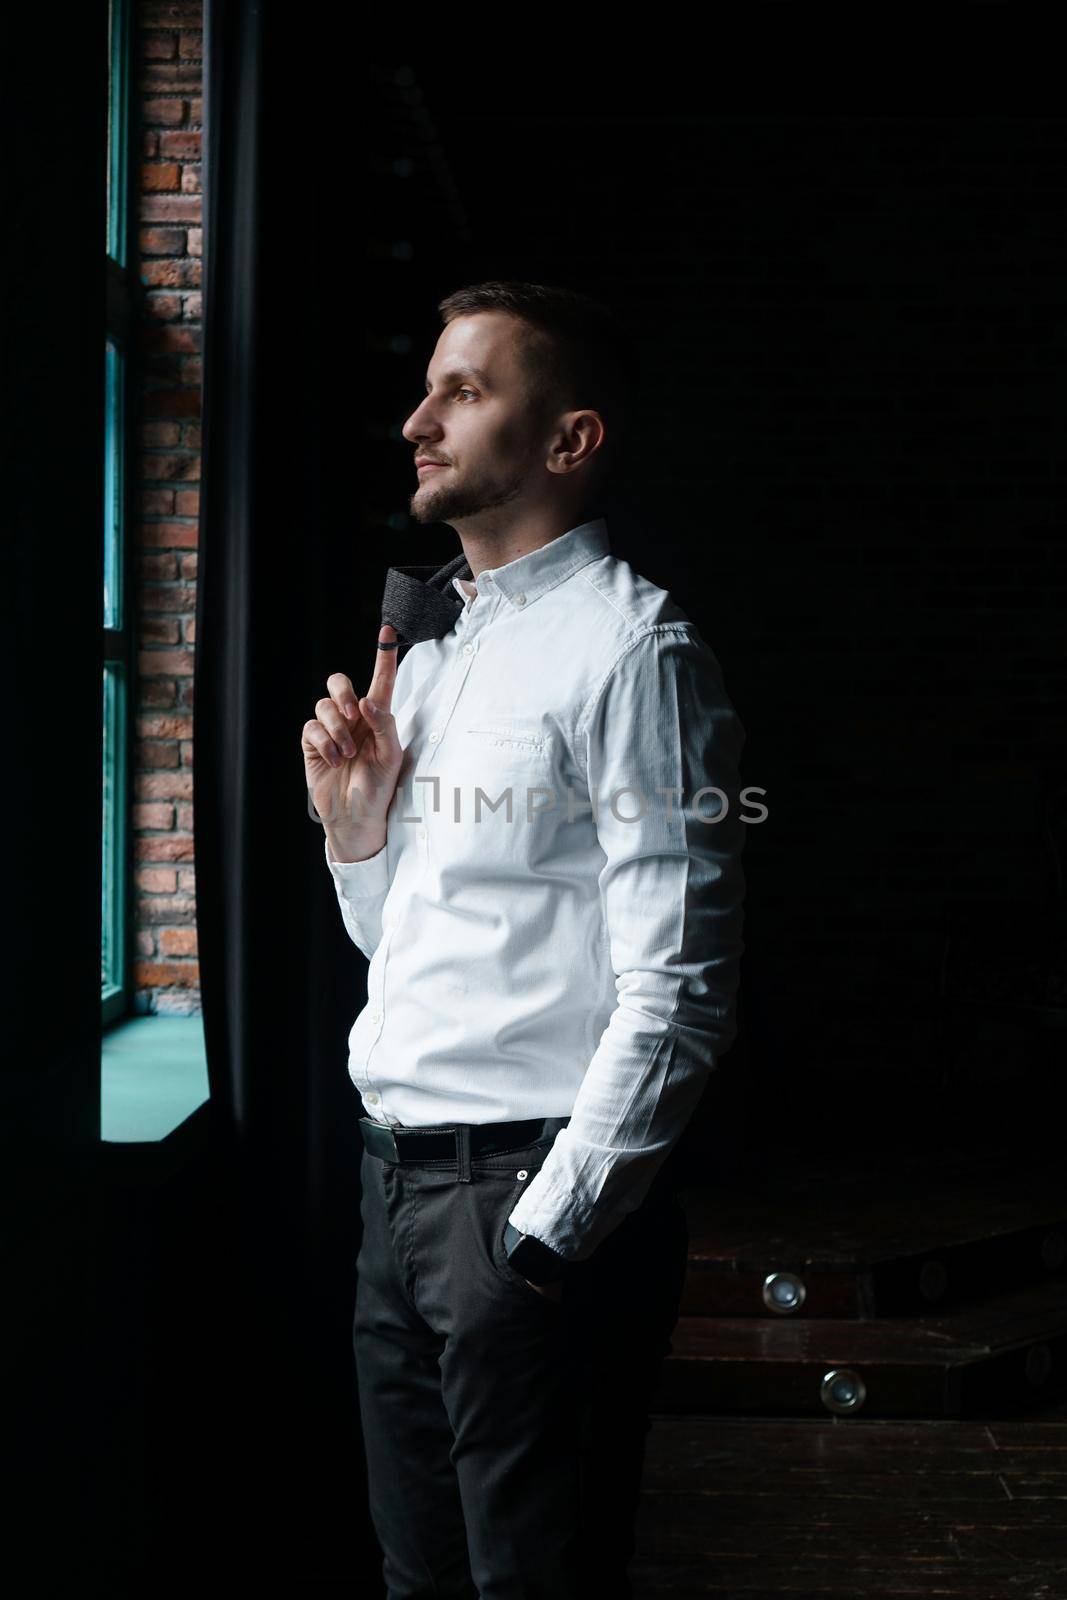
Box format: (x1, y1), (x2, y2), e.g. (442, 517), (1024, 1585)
(403, 403), (438, 442)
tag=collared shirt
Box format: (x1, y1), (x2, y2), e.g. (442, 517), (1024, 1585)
(324, 516), (747, 1262)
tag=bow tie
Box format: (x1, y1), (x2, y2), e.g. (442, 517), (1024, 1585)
(381, 550), (474, 648)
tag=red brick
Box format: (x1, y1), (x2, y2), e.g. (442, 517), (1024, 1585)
(142, 64), (201, 93)
(139, 421), (181, 447)
(142, 162), (181, 192)
(139, 195), (201, 223)
(188, 98), (202, 123)
(160, 927), (198, 956)
(179, 553), (198, 578)
(143, 96), (185, 127)
(174, 489), (199, 515)
(138, 894), (195, 924)
(142, 586), (196, 615)
(139, 740), (181, 769)
(183, 618), (196, 645)
(178, 32), (202, 60)
(140, 453), (200, 484)
(180, 166), (201, 196)
(142, 353), (183, 384)
(139, 678), (178, 707)
(138, 489), (175, 516)
(138, 651), (194, 680)
(135, 835), (194, 863)
(133, 961), (200, 988)
(176, 802), (194, 831)
(139, 552), (178, 581)
(138, 520), (198, 548)
(140, 225), (185, 255)
(135, 771), (194, 800)
(143, 324), (199, 353)
(133, 802), (174, 830)
(144, 291), (183, 321)
(187, 227), (202, 257)
(137, 712), (194, 738)
(143, 32), (177, 59)
(141, 258), (200, 289)
(142, 388), (202, 419)
(183, 292), (202, 320)
(136, 931), (157, 957)
(139, 616), (181, 645)
(179, 739), (194, 765)
(153, 993), (202, 1014)
(159, 130), (200, 160)
(178, 868), (196, 891)
(136, 867), (178, 893)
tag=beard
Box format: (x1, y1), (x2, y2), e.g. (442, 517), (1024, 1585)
(408, 461), (526, 525)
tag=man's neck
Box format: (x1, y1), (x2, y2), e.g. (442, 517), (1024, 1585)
(457, 510), (592, 582)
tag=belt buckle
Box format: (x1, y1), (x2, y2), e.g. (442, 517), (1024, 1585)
(392, 1125), (459, 1163)
(359, 1116), (404, 1163)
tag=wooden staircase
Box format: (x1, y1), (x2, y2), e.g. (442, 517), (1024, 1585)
(656, 1149), (1067, 1418)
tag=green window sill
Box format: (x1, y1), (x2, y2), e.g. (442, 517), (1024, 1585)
(101, 1015), (210, 1143)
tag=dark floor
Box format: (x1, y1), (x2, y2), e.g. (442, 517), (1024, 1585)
(631, 1401), (1067, 1599)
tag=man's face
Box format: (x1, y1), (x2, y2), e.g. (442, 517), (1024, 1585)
(401, 312), (552, 525)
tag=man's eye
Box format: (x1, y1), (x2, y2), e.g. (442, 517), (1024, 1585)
(456, 388), (476, 400)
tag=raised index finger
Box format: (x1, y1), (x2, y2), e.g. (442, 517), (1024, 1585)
(365, 623), (399, 712)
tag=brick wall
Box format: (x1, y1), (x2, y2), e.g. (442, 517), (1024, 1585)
(132, 0), (203, 1014)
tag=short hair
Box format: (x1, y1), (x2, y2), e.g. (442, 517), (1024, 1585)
(436, 279), (639, 513)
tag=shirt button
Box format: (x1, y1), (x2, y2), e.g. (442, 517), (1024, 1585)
(417, 825), (427, 841)
(514, 593), (526, 606)
(365, 1090), (379, 1105)
(463, 643), (474, 655)
(428, 730), (440, 743)
(368, 1010), (381, 1024)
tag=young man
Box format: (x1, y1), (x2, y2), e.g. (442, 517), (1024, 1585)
(302, 281), (747, 1599)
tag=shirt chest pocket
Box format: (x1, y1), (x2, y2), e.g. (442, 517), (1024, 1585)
(458, 721), (559, 784)
(466, 721), (550, 754)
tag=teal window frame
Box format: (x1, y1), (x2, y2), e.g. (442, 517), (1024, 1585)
(99, 1), (210, 1144)
(102, 0), (134, 1029)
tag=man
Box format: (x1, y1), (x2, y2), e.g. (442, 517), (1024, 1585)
(301, 281), (747, 1599)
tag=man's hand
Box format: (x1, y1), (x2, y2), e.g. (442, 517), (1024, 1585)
(302, 623), (405, 856)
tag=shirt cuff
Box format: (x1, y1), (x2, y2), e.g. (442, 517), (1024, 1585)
(324, 832), (390, 897)
(506, 1159), (603, 1262)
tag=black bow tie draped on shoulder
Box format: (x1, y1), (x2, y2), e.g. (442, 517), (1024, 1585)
(380, 551), (474, 649)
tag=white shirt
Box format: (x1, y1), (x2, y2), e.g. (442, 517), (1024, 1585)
(324, 516), (747, 1262)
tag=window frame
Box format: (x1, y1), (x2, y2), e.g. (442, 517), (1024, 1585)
(102, 0), (136, 1030)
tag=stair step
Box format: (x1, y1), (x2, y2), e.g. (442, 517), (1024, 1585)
(655, 1279), (1067, 1417)
(677, 1150), (1067, 1318)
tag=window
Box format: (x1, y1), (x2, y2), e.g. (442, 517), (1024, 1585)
(102, 0), (133, 1028)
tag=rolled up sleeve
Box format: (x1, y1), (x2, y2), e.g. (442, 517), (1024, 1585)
(506, 622), (747, 1261)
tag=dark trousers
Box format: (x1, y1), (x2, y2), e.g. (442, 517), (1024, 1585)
(353, 1121), (689, 1599)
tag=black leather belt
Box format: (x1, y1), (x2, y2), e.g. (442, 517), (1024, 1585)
(358, 1114), (570, 1165)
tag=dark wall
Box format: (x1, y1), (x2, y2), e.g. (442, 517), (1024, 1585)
(361, 77), (1067, 1155)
